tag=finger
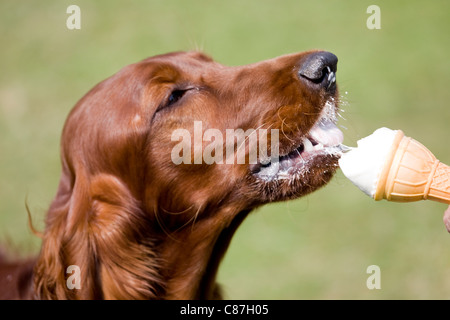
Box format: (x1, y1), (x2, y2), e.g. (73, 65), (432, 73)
(444, 206), (450, 233)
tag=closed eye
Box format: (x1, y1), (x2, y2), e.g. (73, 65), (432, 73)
(156, 86), (200, 113)
(168, 89), (188, 106)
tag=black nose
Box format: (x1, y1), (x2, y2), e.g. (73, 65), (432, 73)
(298, 51), (338, 90)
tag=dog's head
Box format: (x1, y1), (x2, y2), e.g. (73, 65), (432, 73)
(36, 50), (343, 299)
(62, 50), (342, 214)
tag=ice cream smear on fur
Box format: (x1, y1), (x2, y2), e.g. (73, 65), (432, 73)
(338, 127), (398, 197)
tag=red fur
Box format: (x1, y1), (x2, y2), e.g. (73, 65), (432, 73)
(0, 51), (339, 299)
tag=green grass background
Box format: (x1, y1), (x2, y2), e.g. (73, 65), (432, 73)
(1, 0), (449, 299)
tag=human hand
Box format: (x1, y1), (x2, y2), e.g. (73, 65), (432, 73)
(444, 206), (450, 233)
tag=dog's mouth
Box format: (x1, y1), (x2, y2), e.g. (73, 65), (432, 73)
(251, 100), (344, 181)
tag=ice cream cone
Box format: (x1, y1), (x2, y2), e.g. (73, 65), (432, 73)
(374, 130), (450, 204)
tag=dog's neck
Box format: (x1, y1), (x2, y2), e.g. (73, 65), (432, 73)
(159, 209), (250, 299)
(34, 172), (253, 300)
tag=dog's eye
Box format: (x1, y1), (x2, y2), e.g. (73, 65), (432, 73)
(157, 87), (197, 112)
(167, 89), (187, 106)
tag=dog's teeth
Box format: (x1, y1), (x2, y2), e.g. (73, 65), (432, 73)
(314, 142), (324, 150)
(302, 137), (314, 152)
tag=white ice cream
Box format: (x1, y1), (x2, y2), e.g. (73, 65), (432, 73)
(338, 127), (398, 197)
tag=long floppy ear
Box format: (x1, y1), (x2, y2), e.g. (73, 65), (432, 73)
(34, 170), (162, 299)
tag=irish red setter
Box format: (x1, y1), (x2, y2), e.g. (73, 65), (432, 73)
(0, 50), (343, 299)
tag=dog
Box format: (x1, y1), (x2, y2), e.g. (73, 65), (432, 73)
(0, 50), (343, 299)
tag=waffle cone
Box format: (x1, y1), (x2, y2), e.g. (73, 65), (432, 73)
(374, 130), (450, 204)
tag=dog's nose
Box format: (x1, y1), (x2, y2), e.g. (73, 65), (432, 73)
(298, 51), (338, 91)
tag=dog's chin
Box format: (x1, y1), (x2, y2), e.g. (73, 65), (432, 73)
(248, 153), (340, 202)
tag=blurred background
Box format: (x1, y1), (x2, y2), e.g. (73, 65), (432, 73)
(1, 0), (449, 299)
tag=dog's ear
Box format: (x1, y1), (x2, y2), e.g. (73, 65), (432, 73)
(34, 169), (162, 299)
(34, 165), (96, 299)
(86, 173), (162, 299)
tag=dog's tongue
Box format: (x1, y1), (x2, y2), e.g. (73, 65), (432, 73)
(308, 120), (343, 147)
